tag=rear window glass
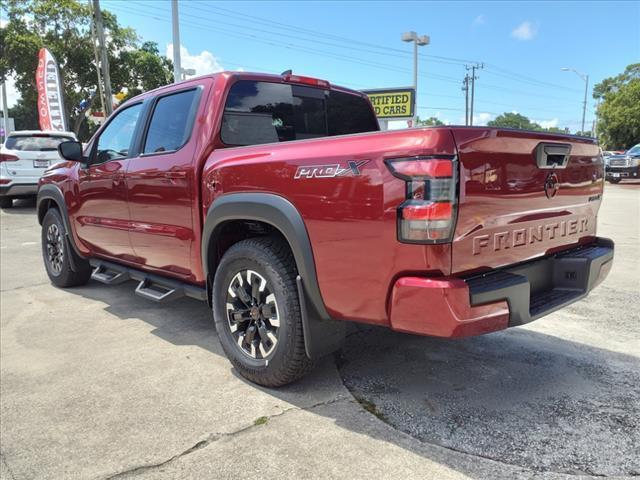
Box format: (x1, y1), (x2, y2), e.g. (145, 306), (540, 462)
(143, 89), (199, 154)
(5, 135), (74, 151)
(221, 80), (378, 146)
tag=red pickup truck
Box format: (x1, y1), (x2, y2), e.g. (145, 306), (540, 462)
(37, 72), (613, 387)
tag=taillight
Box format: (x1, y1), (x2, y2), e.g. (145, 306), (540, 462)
(0, 153), (19, 162)
(386, 156), (457, 243)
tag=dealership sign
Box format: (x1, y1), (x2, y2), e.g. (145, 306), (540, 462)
(363, 88), (415, 119)
(35, 48), (68, 132)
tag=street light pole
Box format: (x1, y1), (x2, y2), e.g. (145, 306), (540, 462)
(562, 67), (589, 133)
(402, 31), (430, 126)
(581, 75), (589, 134)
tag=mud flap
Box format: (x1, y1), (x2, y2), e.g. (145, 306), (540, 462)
(296, 275), (346, 360)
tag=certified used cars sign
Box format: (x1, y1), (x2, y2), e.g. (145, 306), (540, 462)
(363, 88), (415, 119)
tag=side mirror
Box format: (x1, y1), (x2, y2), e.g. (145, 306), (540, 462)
(58, 141), (84, 162)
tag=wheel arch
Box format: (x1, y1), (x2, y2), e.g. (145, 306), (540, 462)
(202, 193), (345, 358)
(37, 184), (86, 262)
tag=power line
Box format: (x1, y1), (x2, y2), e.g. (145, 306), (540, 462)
(105, 2), (464, 86)
(180, 1), (478, 66)
(102, 1), (590, 125)
(108, 0), (587, 109)
(484, 64), (582, 94)
(179, 2), (585, 97)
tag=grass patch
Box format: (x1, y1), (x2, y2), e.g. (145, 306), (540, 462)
(253, 416), (269, 426)
(355, 397), (387, 422)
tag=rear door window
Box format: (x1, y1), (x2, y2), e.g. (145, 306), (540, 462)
(143, 89), (200, 154)
(221, 80), (378, 147)
(327, 90), (379, 136)
(5, 134), (75, 151)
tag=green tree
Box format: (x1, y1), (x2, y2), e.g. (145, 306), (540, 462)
(487, 112), (576, 134)
(415, 116), (444, 126)
(574, 130), (594, 137)
(1, 0), (173, 140)
(593, 63), (640, 149)
(112, 42), (174, 101)
(7, 100), (38, 131)
(487, 112), (540, 130)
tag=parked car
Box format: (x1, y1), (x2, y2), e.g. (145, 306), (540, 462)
(37, 72), (613, 387)
(1, 130), (77, 208)
(605, 143), (640, 183)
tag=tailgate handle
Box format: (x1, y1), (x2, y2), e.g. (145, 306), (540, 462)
(535, 142), (571, 169)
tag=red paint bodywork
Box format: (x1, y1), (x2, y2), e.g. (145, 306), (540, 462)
(40, 72), (605, 335)
(389, 277), (510, 337)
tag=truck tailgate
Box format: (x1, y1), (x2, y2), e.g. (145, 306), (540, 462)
(450, 128), (603, 275)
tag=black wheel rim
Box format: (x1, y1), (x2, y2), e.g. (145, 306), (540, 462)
(46, 223), (64, 275)
(225, 269), (280, 359)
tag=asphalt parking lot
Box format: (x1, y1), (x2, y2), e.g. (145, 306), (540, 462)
(1, 182), (639, 480)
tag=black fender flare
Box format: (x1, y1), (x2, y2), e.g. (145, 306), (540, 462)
(37, 184), (86, 269)
(202, 193), (345, 359)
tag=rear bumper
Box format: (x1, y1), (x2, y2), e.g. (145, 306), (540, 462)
(389, 237), (614, 338)
(0, 183), (39, 197)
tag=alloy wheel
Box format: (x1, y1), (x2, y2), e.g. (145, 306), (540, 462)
(46, 223), (64, 275)
(226, 269), (280, 359)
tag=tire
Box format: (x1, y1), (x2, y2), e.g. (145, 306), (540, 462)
(0, 197), (13, 209)
(41, 208), (92, 287)
(212, 237), (312, 387)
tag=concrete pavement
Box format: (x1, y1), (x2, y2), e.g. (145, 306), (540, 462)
(1, 183), (638, 479)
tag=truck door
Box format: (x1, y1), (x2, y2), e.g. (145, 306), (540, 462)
(125, 87), (203, 282)
(74, 103), (143, 260)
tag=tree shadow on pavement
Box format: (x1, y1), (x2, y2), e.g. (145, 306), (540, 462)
(65, 281), (640, 478)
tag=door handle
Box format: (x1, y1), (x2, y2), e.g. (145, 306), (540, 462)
(164, 171), (187, 179)
(112, 172), (125, 187)
(535, 142), (572, 169)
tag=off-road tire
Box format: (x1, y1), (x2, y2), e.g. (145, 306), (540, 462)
(212, 237), (312, 387)
(41, 208), (92, 287)
(0, 197), (13, 209)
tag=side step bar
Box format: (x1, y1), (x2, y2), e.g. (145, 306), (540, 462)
(89, 259), (207, 303)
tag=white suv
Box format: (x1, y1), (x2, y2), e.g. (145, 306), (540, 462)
(1, 130), (77, 208)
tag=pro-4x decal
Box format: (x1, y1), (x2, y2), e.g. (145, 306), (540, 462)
(294, 160), (370, 179)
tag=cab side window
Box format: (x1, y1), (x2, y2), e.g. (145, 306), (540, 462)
(143, 89), (199, 154)
(94, 103), (143, 164)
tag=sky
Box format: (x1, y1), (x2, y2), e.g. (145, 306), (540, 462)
(4, 0), (640, 130)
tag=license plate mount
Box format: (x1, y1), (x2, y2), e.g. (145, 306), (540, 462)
(33, 159), (49, 168)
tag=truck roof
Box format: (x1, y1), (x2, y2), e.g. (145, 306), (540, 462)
(123, 71), (368, 106)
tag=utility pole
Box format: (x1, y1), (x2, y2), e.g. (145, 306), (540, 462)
(93, 0), (112, 116)
(1, 81), (8, 139)
(466, 63), (483, 126)
(172, 0), (182, 83)
(561, 68), (589, 134)
(593, 99), (600, 138)
(462, 73), (469, 126)
(89, 1), (105, 117)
